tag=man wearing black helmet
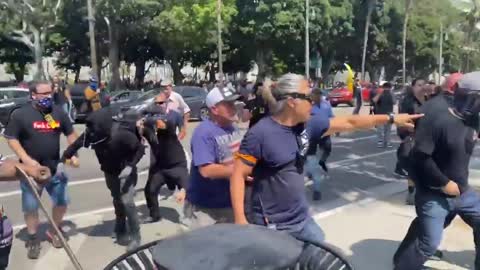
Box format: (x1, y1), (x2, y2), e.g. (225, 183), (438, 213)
(394, 71), (480, 270)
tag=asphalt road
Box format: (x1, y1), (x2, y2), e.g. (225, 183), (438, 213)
(2, 105), (479, 270)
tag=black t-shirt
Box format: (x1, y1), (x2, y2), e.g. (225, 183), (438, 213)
(4, 103), (74, 173)
(245, 94), (269, 128)
(411, 96), (477, 193)
(398, 94), (423, 139)
(375, 90), (395, 114)
(144, 110), (186, 168)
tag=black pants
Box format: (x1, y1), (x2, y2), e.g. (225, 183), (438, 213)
(105, 171), (140, 235)
(145, 163), (188, 219)
(0, 245), (11, 270)
(353, 94), (362, 115)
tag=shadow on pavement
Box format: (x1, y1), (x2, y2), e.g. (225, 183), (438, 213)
(349, 238), (399, 270)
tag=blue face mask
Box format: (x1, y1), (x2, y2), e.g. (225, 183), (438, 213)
(34, 97), (53, 113)
(90, 83), (98, 91)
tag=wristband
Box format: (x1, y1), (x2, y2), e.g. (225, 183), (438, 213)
(388, 113), (395, 124)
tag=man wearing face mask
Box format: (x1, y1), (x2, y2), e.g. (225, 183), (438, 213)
(61, 108), (145, 251)
(394, 71), (480, 270)
(83, 75), (102, 113)
(141, 92), (188, 223)
(4, 81), (79, 259)
(183, 85), (242, 230)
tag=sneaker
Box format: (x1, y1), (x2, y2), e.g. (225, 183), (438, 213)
(25, 235), (41, 259)
(313, 191), (322, 201)
(377, 142), (384, 148)
(142, 216), (161, 224)
(46, 229), (67, 249)
(127, 233), (141, 252)
(430, 250), (444, 260)
(318, 160), (328, 173)
(394, 167), (408, 177)
(115, 232), (130, 246)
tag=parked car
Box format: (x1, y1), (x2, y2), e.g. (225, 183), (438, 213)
(109, 90), (143, 105)
(328, 87), (355, 107)
(115, 86), (208, 121)
(70, 83), (111, 122)
(174, 86), (208, 120)
(0, 87), (30, 132)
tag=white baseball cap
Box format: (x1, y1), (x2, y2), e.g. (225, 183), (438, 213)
(206, 86), (240, 108)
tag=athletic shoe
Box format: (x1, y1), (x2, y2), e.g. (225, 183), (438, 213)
(46, 229), (68, 249)
(127, 232), (141, 252)
(25, 235), (41, 259)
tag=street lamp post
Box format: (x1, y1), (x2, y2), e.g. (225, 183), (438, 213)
(87, 0), (98, 77)
(217, 0), (224, 83)
(438, 22), (443, 84)
(305, 0), (310, 79)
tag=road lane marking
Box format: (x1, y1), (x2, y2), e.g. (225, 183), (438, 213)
(0, 148), (193, 199)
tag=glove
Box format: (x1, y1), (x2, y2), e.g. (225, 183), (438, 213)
(55, 163), (67, 180)
(119, 166), (133, 179)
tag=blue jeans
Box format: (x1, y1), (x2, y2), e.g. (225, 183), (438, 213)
(395, 188), (480, 270)
(21, 174), (69, 213)
(305, 155), (324, 192)
(290, 217), (325, 246)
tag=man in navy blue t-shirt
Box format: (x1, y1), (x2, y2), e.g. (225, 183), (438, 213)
(231, 73), (422, 245)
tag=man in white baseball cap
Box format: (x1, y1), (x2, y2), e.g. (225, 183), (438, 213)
(183, 85), (242, 230)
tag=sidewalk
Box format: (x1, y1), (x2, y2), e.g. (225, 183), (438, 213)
(316, 191), (475, 270)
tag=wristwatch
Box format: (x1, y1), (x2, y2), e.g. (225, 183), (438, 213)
(388, 113), (395, 124)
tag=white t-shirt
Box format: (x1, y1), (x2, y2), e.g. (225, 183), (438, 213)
(167, 92), (191, 115)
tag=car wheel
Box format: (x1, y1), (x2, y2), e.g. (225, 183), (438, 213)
(200, 107), (209, 120)
(349, 100), (356, 107)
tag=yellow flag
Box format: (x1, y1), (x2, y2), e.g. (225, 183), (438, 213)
(344, 63), (354, 93)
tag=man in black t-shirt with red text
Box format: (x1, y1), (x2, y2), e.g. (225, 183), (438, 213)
(4, 81), (78, 260)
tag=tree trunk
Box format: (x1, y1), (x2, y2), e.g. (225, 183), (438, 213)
(361, 0), (374, 81)
(169, 53), (183, 84)
(108, 21), (121, 91)
(256, 45), (273, 79)
(32, 29), (44, 80)
(402, 0), (414, 86)
(321, 50), (335, 82)
(134, 58), (146, 88)
(209, 63), (216, 82)
(74, 67), (81, 83)
(13, 64), (26, 82)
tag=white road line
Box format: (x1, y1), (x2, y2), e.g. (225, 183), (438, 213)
(0, 170), (149, 199)
(329, 149), (396, 169)
(13, 200), (148, 230)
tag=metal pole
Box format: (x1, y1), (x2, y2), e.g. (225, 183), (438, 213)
(438, 22), (443, 84)
(305, 0), (310, 79)
(217, 0), (224, 83)
(16, 166), (84, 270)
(87, 0), (98, 77)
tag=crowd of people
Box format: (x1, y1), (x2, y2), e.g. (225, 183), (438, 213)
(0, 70), (479, 270)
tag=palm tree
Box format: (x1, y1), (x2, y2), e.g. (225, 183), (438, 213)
(402, 0), (414, 86)
(361, 0), (376, 81)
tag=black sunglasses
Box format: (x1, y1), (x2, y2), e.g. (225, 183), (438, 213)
(155, 101), (166, 105)
(277, 93), (313, 103)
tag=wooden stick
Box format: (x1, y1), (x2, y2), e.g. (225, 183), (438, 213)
(15, 166), (84, 270)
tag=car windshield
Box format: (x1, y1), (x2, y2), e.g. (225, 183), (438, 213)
(138, 89), (161, 101)
(0, 89), (29, 100)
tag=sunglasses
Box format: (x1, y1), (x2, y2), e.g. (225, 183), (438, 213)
(277, 93), (313, 103)
(155, 101), (166, 105)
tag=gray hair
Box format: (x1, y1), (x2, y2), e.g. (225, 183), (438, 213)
(271, 73), (306, 114)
